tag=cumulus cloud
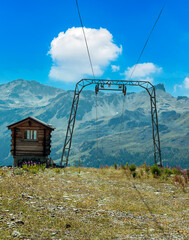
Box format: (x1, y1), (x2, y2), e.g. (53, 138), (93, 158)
(111, 65), (120, 72)
(174, 77), (189, 92)
(184, 77), (189, 89)
(48, 27), (122, 82)
(124, 63), (162, 82)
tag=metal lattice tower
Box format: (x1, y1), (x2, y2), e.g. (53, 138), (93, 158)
(61, 79), (162, 167)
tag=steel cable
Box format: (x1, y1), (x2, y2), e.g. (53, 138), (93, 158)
(75, 0), (95, 79)
(119, 3), (165, 152)
(75, 0), (99, 164)
(129, 3), (165, 80)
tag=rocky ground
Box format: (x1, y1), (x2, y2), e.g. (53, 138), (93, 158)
(0, 166), (189, 239)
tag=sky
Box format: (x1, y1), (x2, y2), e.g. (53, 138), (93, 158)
(0, 0), (188, 96)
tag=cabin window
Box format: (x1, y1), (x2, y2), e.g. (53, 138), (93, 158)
(24, 130), (37, 140)
(33, 130), (37, 140)
(31, 130), (37, 140)
(24, 130), (30, 139)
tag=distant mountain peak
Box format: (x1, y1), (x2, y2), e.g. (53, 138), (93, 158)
(177, 96), (188, 101)
(155, 83), (166, 92)
(13, 78), (24, 82)
(12, 79), (44, 85)
(0, 79), (64, 108)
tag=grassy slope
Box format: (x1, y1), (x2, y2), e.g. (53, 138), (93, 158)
(0, 167), (189, 239)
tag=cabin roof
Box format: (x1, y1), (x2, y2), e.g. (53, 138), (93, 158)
(7, 116), (55, 130)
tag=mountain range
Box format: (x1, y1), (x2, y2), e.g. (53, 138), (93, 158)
(0, 79), (189, 168)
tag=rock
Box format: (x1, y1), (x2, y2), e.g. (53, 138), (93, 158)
(155, 83), (166, 92)
(57, 206), (65, 212)
(73, 208), (79, 213)
(9, 223), (15, 227)
(51, 232), (57, 236)
(154, 192), (160, 195)
(27, 195), (33, 199)
(12, 231), (20, 237)
(15, 220), (24, 225)
(65, 223), (71, 228)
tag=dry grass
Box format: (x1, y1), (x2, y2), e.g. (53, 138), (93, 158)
(0, 166), (188, 239)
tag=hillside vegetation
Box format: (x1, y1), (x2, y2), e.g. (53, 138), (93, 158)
(0, 165), (189, 239)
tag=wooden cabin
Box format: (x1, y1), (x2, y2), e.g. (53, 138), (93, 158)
(7, 116), (55, 167)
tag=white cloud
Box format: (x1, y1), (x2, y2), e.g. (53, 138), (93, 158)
(184, 77), (189, 89)
(173, 84), (182, 92)
(48, 27), (122, 82)
(174, 77), (189, 93)
(111, 65), (120, 72)
(124, 62), (162, 82)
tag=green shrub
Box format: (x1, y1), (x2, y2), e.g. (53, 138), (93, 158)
(54, 168), (61, 174)
(129, 164), (136, 172)
(22, 164), (46, 174)
(172, 168), (181, 175)
(164, 168), (173, 176)
(14, 169), (24, 175)
(144, 163), (150, 173)
(140, 169), (144, 176)
(132, 172), (137, 178)
(29, 168), (38, 174)
(151, 165), (161, 177)
(0, 169), (5, 176)
(161, 174), (168, 181)
(114, 162), (118, 170)
(120, 164), (126, 170)
(22, 164), (28, 171)
(137, 173), (141, 178)
(40, 164), (46, 172)
(28, 165), (39, 174)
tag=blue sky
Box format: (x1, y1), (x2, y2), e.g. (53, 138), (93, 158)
(0, 0), (188, 96)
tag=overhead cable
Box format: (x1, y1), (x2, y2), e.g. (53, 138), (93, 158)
(129, 3), (166, 80)
(75, 0), (98, 164)
(75, 0), (95, 79)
